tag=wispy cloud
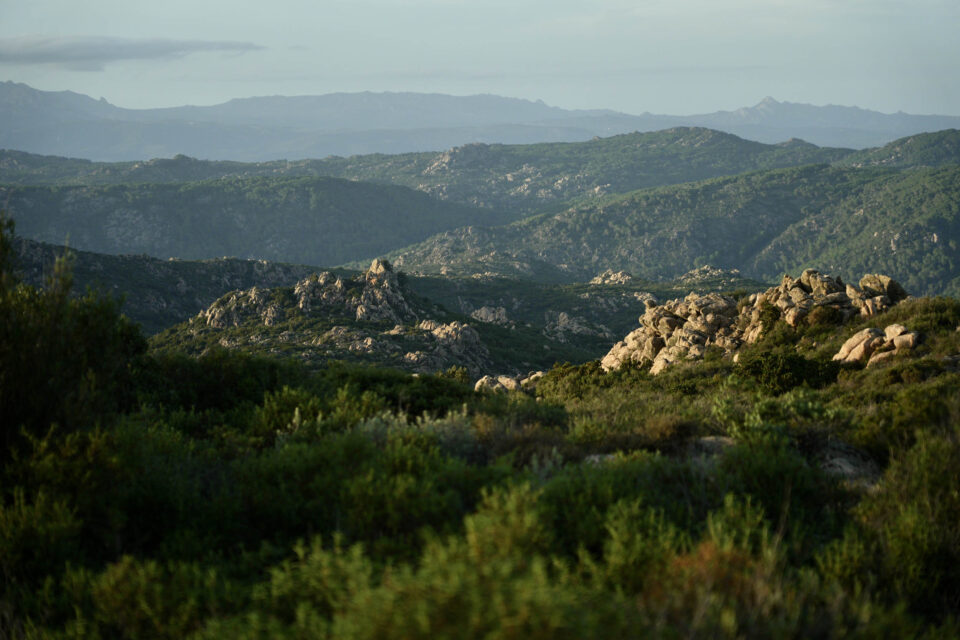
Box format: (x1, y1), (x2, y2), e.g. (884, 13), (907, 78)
(0, 36), (263, 71)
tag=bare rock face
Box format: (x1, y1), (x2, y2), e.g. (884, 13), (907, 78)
(678, 265), (742, 284)
(470, 305), (511, 326)
(601, 291), (738, 372)
(833, 328), (885, 364)
(355, 259), (418, 324)
(474, 374), (521, 393)
(294, 272), (348, 313)
(200, 286), (283, 328)
(601, 269), (911, 375)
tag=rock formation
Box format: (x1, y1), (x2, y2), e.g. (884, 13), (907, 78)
(590, 269), (635, 285)
(832, 323), (921, 366)
(602, 269), (910, 375)
(195, 258), (493, 376)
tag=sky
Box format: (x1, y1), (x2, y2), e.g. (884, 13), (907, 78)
(1, 0), (958, 115)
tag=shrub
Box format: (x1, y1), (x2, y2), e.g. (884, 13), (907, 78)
(60, 556), (239, 639)
(736, 345), (840, 395)
(0, 216), (146, 454)
(855, 428), (960, 617)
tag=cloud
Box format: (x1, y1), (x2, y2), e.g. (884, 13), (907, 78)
(0, 36), (263, 71)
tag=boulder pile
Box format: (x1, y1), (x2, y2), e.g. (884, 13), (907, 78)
(475, 370), (546, 393)
(601, 269), (910, 375)
(832, 324), (921, 366)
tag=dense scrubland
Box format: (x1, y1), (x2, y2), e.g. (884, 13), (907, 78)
(3, 120), (960, 638)
(4, 208), (960, 638)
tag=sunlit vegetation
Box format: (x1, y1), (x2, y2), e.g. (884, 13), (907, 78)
(4, 213), (960, 638)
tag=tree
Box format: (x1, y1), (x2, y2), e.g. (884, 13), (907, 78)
(0, 213), (146, 456)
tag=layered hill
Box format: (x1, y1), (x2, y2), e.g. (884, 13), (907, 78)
(389, 164), (960, 297)
(1, 128), (853, 222)
(0, 176), (510, 266)
(7, 129), (958, 219)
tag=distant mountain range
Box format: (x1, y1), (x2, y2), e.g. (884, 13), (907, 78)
(3, 81), (960, 160)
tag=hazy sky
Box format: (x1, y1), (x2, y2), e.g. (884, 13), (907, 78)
(1, 0), (958, 115)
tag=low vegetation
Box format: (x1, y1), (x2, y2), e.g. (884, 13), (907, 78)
(4, 214), (960, 638)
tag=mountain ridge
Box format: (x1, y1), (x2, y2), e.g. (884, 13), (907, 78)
(5, 81), (960, 160)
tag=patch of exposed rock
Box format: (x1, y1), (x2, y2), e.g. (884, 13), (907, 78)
(474, 370), (546, 393)
(590, 269), (634, 285)
(200, 286), (286, 328)
(544, 311), (614, 343)
(355, 259), (419, 324)
(602, 269), (910, 375)
(470, 305), (511, 326)
(678, 265), (742, 284)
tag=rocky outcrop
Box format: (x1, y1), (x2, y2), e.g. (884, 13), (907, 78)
(474, 370), (546, 393)
(832, 323), (921, 366)
(544, 311), (614, 342)
(602, 269), (911, 375)
(408, 320), (493, 376)
(355, 259), (419, 324)
(678, 265), (742, 284)
(590, 269), (634, 285)
(200, 286), (284, 328)
(470, 305), (511, 326)
(601, 291), (739, 374)
(195, 258), (493, 376)
(475, 375), (521, 392)
(202, 259), (418, 328)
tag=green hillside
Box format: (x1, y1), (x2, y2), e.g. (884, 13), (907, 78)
(836, 129), (960, 169)
(2, 127), (851, 216)
(390, 164), (960, 296)
(1, 176), (510, 266)
(13, 237), (324, 334)
(6, 209), (960, 636)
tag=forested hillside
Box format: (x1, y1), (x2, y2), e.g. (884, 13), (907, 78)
(3, 128), (851, 216)
(1, 176), (510, 266)
(390, 164), (960, 296)
(835, 129), (960, 168)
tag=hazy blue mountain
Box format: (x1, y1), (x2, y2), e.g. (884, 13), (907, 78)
(4, 81), (960, 160)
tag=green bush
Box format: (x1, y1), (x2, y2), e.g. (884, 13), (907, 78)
(0, 216), (146, 455)
(60, 556), (240, 639)
(855, 428), (960, 617)
(736, 345), (840, 395)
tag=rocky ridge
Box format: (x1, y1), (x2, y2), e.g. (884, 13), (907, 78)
(601, 269), (911, 374)
(194, 259), (494, 376)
